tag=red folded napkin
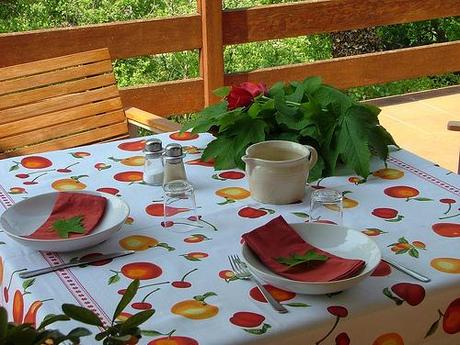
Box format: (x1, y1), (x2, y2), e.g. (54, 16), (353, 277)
(242, 216), (365, 282)
(26, 193), (107, 240)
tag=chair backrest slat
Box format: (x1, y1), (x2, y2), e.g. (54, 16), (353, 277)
(0, 85), (120, 123)
(0, 48), (128, 156)
(0, 122), (129, 159)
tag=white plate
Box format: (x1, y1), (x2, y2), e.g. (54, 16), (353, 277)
(241, 222), (381, 295)
(0, 191), (129, 252)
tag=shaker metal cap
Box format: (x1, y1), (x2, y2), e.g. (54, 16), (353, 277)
(164, 143), (184, 158)
(144, 138), (163, 153)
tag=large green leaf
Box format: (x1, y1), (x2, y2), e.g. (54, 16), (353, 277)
(229, 118), (267, 155)
(62, 304), (103, 327)
(113, 279), (140, 322)
(337, 114), (371, 177)
(302, 76), (322, 95)
(285, 83), (305, 103)
(202, 137), (238, 170)
(313, 85), (353, 114)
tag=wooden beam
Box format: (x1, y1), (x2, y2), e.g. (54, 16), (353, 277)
(0, 15), (202, 67)
(225, 41), (460, 89)
(119, 78), (204, 117)
(198, 0), (225, 105)
(223, 0), (460, 45)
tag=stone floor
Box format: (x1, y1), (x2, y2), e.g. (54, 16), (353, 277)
(368, 85), (460, 173)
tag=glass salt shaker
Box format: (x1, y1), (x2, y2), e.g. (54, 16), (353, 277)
(143, 138), (164, 186)
(163, 143), (187, 185)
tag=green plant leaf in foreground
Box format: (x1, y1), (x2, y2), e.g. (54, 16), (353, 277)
(62, 304), (103, 327)
(113, 279), (140, 323)
(275, 250), (328, 268)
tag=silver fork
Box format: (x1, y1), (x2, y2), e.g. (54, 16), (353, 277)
(228, 254), (288, 314)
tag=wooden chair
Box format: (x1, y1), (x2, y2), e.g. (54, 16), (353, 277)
(447, 121), (460, 173)
(0, 48), (180, 158)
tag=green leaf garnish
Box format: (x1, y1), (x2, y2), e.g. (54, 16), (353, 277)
(52, 216), (85, 238)
(275, 250), (328, 268)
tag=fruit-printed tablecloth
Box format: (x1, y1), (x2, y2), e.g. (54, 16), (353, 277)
(0, 132), (459, 345)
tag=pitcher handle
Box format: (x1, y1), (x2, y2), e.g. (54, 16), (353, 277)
(304, 145), (318, 168)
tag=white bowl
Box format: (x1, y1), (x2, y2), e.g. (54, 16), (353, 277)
(241, 222), (381, 295)
(0, 191), (129, 252)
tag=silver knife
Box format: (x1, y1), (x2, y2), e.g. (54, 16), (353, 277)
(19, 251), (135, 279)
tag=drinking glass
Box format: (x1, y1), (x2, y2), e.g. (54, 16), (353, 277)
(309, 189), (343, 226)
(162, 180), (200, 233)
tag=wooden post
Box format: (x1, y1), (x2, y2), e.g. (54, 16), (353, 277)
(197, 0), (225, 106)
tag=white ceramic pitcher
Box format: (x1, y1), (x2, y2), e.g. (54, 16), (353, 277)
(242, 140), (318, 205)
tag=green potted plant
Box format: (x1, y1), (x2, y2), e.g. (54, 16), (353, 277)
(182, 77), (397, 181)
(0, 279), (153, 345)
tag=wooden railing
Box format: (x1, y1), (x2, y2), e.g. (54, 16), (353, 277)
(1, 0), (459, 117)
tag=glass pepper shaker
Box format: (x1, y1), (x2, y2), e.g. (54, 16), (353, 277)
(143, 138), (164, 186)
(163, 143), (187, 185)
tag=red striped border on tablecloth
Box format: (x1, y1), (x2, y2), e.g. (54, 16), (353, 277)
(388, 157), (460, 196)
(0, 184), (111, 325)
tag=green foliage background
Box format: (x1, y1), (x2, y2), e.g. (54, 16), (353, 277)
(1, 0), (459, 111)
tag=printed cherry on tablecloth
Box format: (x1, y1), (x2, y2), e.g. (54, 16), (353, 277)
(171, 268), (198, 288)
(171, 292), (218, 320)
(315, 306), (348, 345)
(384, 186), (432, 202)
(372, 332), (404, 345)
(425, 297), (460, 338)
(229, 311), (271, 335)
(335, 332), (350, 345)
(383, 282), (425, 306)
(431, 258), (460, 274)
(119, 235), (174, 252)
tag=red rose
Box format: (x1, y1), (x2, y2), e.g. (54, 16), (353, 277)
(240, 82), (268, 97)
(226, 82), (268, 110)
